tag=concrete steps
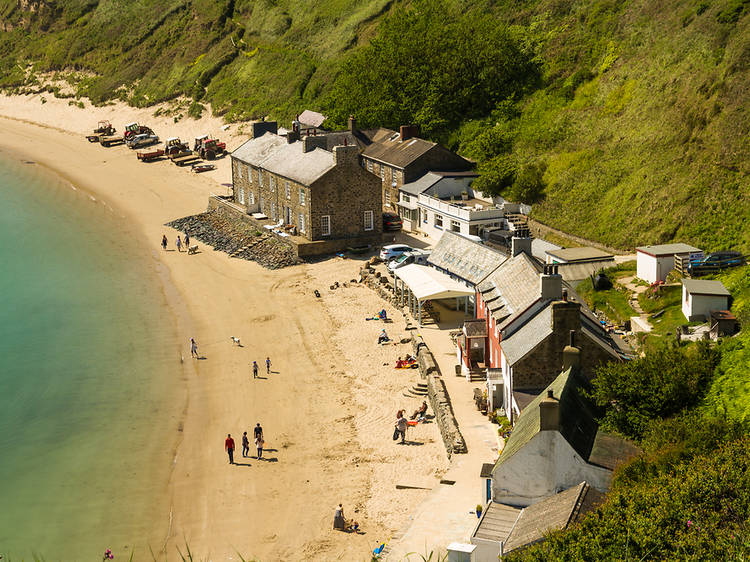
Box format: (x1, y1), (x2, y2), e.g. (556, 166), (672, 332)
(402, 382), (429, 397)
(468, 372), (485, 383)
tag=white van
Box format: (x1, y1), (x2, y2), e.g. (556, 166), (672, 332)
(388, 250), (431, 272)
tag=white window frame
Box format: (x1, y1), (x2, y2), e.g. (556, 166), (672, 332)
(451, 219), (461, 232)
(238, 188), (245, 205)
(249, 191), (255, 205)
(385, 190), (391, 205)
(380, 165), (385, 180)
(364, 210), (374, 231)
(298, 213), (306, 234)
(258, 170), (264, 187)
(435, 214), (443, 229)
(299, 187), (306, 206)
(285, 181), (291, 200)
(321, 215), (331, 236)
(402, 193), (410, 204)
(270, 175), (276, 192)
(248, 166), (253, 184)
(367, 160), (373, 172)
(271, 202), (277, 220)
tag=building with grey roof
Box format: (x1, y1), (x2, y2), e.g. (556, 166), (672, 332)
(682, 279), (731, 321)
(636, 242), (701, 283)
(428, 230), (507, 287)
(491, 362), (639, 507)
(230, 125), (382, 245)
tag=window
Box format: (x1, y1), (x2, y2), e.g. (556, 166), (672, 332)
(271, 202), (277, 220)
(249, 191), (255, 205)
(367, 160), (373, 172)
(285, 181), (291, 200)
(364, 210), (374, 231)
(298, 213), (306, 234)
(380, 165), (385, 180)
(270, 175), (276, 192)
(451, 220), (461, 232)
(385, 190), (391, 205)
(299, 187), (306, 206)
(423, 209), (428, 223)
(402, 193), (410, 204)
(258, 170), (264, 187)
(321, 215), (331, 236)
(435, 214), (443, 229)
(238, 188), (245, 205)
(248, 167), (253, 184)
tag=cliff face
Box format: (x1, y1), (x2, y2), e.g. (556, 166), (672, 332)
(0, 0), (747, 252)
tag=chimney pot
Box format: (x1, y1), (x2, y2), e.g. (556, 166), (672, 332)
(540, 392), (559, 431)
(547, 390), (554, 398)
(348, 115), (357, 133)
(562, 288), (568, 301)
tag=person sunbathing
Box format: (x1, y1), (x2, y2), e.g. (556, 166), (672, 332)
(410, 401), (428, 420)
(378, 309), (388, 320)
(396, 357), (405, 368)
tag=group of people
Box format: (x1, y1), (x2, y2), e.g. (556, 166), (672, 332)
(392, 401), (429, 444)
(395, 354), (417, 369)
(251, 357), (272, 378)
(333, 503), (361, 533)
(224, 423), (265, 464)
(161, 231), (190, 252)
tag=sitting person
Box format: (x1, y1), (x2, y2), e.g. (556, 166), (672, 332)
(410, 401), (428, 420)
(395, 356), (405, 369)
(378, 309), (388, 321)
(378, 329), (389, 344)
(348, 520), (360, 533)
(405, 353), (416, 364)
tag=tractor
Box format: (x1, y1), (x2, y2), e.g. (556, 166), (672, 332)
(164, 137), (191, 157)
(123, 122), (154, 140)
(93, 120), (115, 135)
(193, 135), (227, 160)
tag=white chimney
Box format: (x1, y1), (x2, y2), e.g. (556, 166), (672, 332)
(540, 264), (563, 300)
(511, 227), (532, 257)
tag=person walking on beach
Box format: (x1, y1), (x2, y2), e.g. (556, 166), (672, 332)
(255, 434), (264, 459)
(176, 236), (182, 252)
(266, 356), (271, 374)
(242, 431), (250, 457)
(184, 232), (190, 247)
(161, 235), (168, 251)
(333, 504), (346, 530)
(252, 360), (259, 378)
(396, 413), (408, 444)
(254, 422), (264, 441)
(190, 337), (199, 358)
(225, 433), (235, 464)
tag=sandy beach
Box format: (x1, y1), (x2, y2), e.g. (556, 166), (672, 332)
(0, 96), (447, 560)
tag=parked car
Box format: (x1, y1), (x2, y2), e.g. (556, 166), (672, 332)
(379, 244), (414, 262)
(383, 212), (403, 231)
(387, 250), (431, 272)
(127, 134), (160, 149)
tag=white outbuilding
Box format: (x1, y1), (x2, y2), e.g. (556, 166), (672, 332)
(636, 243), (701, 283)
(682, 279), (731, 322)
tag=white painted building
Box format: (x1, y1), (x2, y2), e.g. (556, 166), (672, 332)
(636, 243), (701, 283)
(682, 279), (731, 321)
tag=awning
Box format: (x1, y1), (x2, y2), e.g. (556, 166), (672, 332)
(394, 264), (474, 300)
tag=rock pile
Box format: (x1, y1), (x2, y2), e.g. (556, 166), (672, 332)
(166, 211), (299, 269)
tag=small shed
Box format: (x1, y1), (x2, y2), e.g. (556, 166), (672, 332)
(710, 310), (739, 338)
(545, 247), (614, 264)
(682, 279), (731, 322)
(636, 243), (700, 283)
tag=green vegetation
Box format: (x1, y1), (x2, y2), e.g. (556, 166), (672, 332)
(575, 261), (637, 325)
(1, 0), (747, 253)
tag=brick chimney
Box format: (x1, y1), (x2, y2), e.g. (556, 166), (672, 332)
(539, 389), (559, 431)
(551, 299), (581, 335)
(562, 329), (581, 373)
(540, 264), (563, 300)
(333, 144), (359, 166)
(399, 124), (420, 141)
(348, 115), (357, 133)
(302, 135), (327, 153)
(511, 227), (532, 257)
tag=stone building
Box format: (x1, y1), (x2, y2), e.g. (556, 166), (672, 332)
(230, 122), (382, 244)
(347, 117), (473, 211)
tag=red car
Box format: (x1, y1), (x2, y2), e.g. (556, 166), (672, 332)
(383, 212), (403, 231)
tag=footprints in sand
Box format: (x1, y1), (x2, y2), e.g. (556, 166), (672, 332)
(249, 313), (276, 323)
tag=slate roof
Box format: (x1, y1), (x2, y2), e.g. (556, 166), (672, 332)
(477, 252), (543, 326)
(360, 128), (472, 170)
(464, 319), (488, 338)
(531, 238), (561, 263)
(682, 279), (731, 297)
(495, 368), (638, 470)
(502, 482), (603, 553)
(298, 110), (326, 128)
(231, 132), (336, 186)
(636, 243), (701, 256)
(400, 172), (443, 196)
(472, 501), (521, 543)
(428, 231), (507, 286)
(501, 307), (553, 366)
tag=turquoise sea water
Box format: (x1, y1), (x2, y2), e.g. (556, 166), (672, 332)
(0, 153), (181, 560)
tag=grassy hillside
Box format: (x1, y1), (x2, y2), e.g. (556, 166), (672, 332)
(0, 0), (748, 252)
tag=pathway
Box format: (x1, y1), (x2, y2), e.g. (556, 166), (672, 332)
(386, 317), (499, 560)
(620, 275), (653, 333)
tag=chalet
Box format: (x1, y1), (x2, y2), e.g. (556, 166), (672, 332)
(681, 279), (731, 322)
(230, 123), (382, 244)
(636, 243), (701, 283)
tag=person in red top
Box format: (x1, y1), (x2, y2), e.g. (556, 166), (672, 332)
(225, 433), (235, 464)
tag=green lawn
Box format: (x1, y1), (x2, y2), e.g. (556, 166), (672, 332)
(576, 261), (637, 326)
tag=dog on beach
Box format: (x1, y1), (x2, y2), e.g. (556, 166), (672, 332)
(231, 336), (241, 346)
(188, 244), (198, 254)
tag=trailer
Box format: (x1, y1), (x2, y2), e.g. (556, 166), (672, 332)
(164, 137), (191, 157)
(87, 121), (116, 142)
(173, 154), (201, 167)
(100, 135), (124, 147)
(137, 148), (165, 162)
